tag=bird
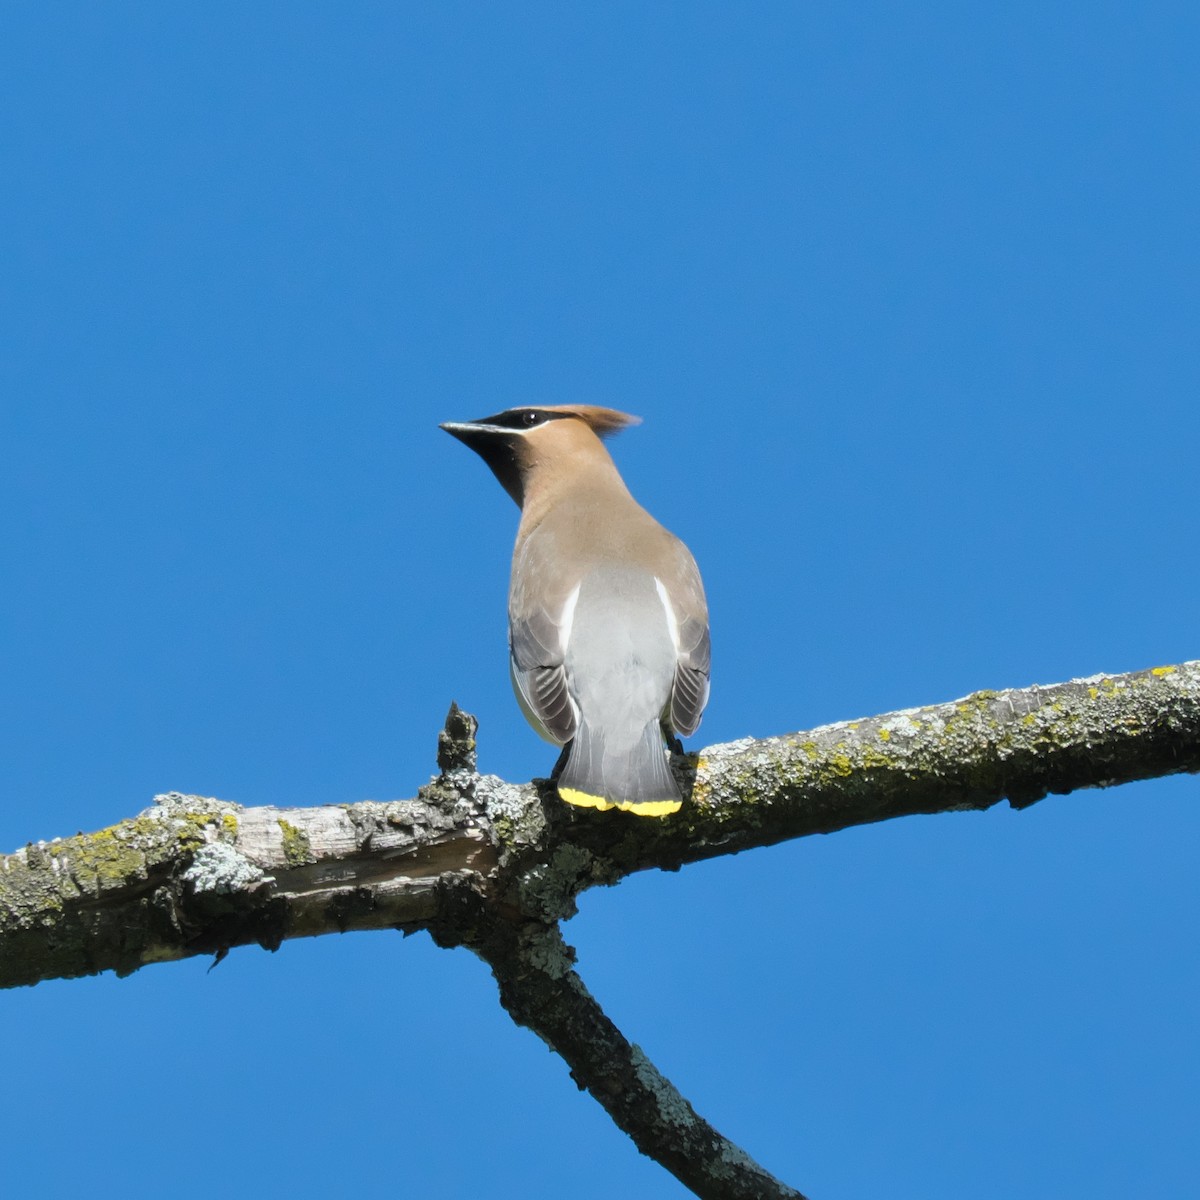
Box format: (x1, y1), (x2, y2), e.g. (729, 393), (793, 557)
(440, 405), (710, 817)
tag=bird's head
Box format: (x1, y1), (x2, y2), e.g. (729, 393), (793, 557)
(440, 405), (640, 506)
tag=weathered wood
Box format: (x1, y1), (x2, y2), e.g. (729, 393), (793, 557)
(4, 661), (1198, 990)
(4, 662), (1198, 1200)
(0, 789), (497, 987)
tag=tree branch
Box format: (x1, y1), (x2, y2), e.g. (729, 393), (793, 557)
(434, 909), (806, 1200)
(4, 662), (1197, 990)
(3, 661), (1197, 1197)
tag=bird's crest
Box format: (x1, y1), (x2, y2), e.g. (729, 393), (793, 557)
(541, 405), (642, 439)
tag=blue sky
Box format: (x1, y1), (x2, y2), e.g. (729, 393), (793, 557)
(2, 5), (1198, 1197)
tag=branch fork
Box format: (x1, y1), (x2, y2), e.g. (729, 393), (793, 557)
(5, 661), (1199, 1197)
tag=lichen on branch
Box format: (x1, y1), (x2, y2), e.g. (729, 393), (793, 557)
(3, 660), (1198, 992)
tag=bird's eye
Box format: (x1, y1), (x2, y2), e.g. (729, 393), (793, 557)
(520, 410), (542, 427)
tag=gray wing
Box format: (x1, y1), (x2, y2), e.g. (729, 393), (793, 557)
(670, 614), (710, 737)
(664, 543), (711, 737)
(509, 604), (578, 745)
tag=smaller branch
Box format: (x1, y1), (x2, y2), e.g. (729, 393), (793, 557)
(453, 911), (806, 1200)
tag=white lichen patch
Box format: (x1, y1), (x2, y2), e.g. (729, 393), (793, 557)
(479, 775), (547, 852)
(435, 766), (474, 793)
(150, 791), (224, 811)
(879, 713), (922, 739)
(631, 1045), (696, 1130)
(522, 926), (574, 980)
(477, 774), (531, 821)
(701, 736), (758, 759)
(182, 843), (265, 895)
(518, 844), (593, 922)
(718, 1140), (754, 1168)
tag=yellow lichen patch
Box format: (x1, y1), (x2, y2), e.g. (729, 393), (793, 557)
(878, 729), (891, 741)
(1151, 666), (1176, 676)
(1088, 686), (1098, 699)
(56, 827), (146, 889)
(174, 811), (226, 851)
(858, 746), (893, 770)
(277, 818), (314, 867)
(827, 753), (854, 778)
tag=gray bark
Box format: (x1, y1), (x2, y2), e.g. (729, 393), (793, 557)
(3, 660), (1198, 1198)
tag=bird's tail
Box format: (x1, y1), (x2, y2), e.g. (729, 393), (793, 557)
(557, 717), (682, 817)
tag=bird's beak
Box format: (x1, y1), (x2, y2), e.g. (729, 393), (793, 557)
(440, 419), (505, 449)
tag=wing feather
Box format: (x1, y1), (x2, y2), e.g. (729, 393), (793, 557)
(510, 604), (578, 744)
(670, 617), (710, 736)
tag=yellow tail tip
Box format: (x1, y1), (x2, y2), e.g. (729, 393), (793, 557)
(558, 787), (681, 818)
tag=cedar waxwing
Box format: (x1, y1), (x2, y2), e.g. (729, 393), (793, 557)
(441, 405), (710, 817)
